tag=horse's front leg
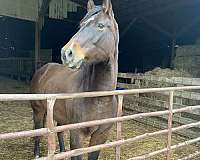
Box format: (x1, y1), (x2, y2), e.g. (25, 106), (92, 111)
(70, 130), (84, 160)
(33, 110), (46, 158)
(57, 123), (65, 152)
(88, 127), (111, 160)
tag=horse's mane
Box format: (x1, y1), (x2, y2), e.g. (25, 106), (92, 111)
(80, 6), (102, 26)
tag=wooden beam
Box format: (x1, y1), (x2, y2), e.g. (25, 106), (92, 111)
(34, 0), (53, 71)
(35, 18), (41, 71)
(34, 0), (45, 71)
(40, 0), (52, 16)
(140, 16), (173, 38)
(120, 18), (138, 38)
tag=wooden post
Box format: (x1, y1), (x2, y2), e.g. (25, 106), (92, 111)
(170, 38), (176, 69)
(167, 91), (174, 160)
(35, 0), (43, 71)
(116, 95), (124, 160)
(175, 84), (183, 105)
(35, 19), (41, 71)
(47, 98), (56, 160)
(135, 79), (140, 107)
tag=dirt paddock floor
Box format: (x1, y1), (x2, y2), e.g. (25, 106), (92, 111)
(0, 76), (199, 160)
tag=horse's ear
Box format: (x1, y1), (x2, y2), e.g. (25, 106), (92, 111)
(87, 0), (95, 12)
(102, 0), (113, 15)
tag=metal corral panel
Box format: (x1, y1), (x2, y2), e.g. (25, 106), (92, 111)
(49, 0), (78, 19)
(0, 0), (38, 21)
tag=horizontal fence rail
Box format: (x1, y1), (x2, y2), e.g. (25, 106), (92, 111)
(1, 86), (200, 101)
(1, 105), (200, 140)
(0, 86), (200, 160)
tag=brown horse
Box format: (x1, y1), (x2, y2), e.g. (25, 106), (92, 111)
(30, 0), (119, 159)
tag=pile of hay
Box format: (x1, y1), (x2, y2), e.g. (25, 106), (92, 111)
(144, 67), (192, 77)
(174, 45), (200, 78)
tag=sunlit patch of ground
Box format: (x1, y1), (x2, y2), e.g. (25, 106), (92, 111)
(0, 76), (199, 160)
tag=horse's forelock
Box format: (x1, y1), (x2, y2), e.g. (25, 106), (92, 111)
(80, 6), (102, 26)
(80, 4), (115, 26)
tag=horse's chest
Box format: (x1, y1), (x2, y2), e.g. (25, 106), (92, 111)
(93, 98), (107, 113)
(73, 97), (117, 122)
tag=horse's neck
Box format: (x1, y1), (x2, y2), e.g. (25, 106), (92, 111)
(94, 61), (117, 91)
(80, 61), (117, 92)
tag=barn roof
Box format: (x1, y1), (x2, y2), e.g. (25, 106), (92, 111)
(71, 0), (200, 39)
(1, 0), (200, 39)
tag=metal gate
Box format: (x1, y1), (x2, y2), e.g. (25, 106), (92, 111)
(0, 86), (200, 160)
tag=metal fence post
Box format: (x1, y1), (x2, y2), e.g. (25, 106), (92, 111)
(116, 95), (124, 160)
(167, 91), (174, 160)
(47, 98), (56, 160)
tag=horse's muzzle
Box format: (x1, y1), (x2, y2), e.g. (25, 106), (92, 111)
(61, 47), (84, 69)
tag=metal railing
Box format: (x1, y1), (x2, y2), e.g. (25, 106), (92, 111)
(0, 86), (200, 160)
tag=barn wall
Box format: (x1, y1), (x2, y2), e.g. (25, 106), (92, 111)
(174, 45), (200, 77)
(0, 49), (52, 80)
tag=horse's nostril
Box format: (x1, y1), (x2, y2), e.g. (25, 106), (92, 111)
(68, 50), (73, 57)
(64, 49), (73, 57)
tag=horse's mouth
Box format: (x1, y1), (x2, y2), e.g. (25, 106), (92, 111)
(63, 58), (84, 69)
(68, 59), (84, 69)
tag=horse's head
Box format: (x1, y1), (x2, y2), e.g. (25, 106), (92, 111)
(61, 0), (119, 69)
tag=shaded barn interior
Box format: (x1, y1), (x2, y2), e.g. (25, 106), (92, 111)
(0, 0), (200, 77)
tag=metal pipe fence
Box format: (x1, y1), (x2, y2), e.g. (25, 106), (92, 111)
(0, 86), (200, 160)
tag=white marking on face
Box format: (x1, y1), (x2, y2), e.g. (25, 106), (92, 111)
(83, 16), (95, 25)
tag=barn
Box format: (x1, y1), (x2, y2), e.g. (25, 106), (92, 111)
(0, 0), (200, 159)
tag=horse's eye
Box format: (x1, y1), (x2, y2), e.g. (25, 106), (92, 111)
(97, 23), (105, 30)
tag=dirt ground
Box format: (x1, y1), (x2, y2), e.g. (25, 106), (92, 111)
(0, 76), (199, 160)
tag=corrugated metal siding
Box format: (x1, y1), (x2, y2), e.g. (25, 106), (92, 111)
(0, 0), (79, 21)
(0, 0), (38, 21)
